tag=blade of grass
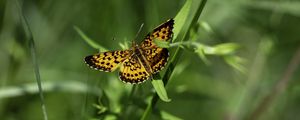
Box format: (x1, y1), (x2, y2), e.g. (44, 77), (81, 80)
(172, 0), (192, 41)
(151, 75), (171, 102)
(74, 26), (107, 51)
(16, 0), (48, 120)
(160, 110), (183, 120)
(141, 0), (207, 119)
(29, 33), (48, 120)
(15, 0), (48, 119)
(0, 81), (102, 99)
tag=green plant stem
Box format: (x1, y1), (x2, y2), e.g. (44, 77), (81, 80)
(169, 41), (203, 50)
(120, 85), (138, 119)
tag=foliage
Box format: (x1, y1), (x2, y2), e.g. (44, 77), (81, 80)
(1, 0), (300, 120)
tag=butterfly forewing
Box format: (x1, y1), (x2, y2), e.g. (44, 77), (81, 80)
(140, 19), (174, 73)
(141, 19), (174, 48)
(85, 50), (132, 72)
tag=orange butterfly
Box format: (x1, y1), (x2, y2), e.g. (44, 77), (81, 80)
(85, 19), (174, 84)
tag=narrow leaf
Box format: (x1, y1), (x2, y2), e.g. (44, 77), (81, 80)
(160, 110), (183, 120)
(203, 43), (240, 55)
(151, 75), (171, 102)
(154, 39), (170, 48)
(15, 0), (48, 120)
(224, 55), (246, 73)
(173, 0), (192, 41)
(74, 26), (107, 51)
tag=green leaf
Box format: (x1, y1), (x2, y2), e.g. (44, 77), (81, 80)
(224, 55), (246, 73)
(145, 0), (207, 118)
(73, 26), (107, 51)
(151, 75), (171, 102)
(16, 1), (49, 119)
(149, 0), (194, 102)
(93, 103), (107, 114)
(203, 43), (240, 55)
(160, 110), (183, 120)
(118, 38), (130, 50)
(200, 21), (214, 34)
(154, 39), (170, 48)
(195, 46), (211, 65)
(173, 0), (192, 41)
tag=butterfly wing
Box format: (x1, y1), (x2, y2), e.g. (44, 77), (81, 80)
(140, 19), (174, 73)
(119, 56), (151, 84)
(140, 19), (174, 48)
(85, 50), (132, 72)
(143, 48), (169, 73)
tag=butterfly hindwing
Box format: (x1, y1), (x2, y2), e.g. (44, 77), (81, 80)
(85, 50), (132, 72)
(143, 48), (169, 73)
(119, 56), (151, 84)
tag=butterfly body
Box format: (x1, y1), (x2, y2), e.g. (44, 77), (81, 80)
(85, 19), (174, 84)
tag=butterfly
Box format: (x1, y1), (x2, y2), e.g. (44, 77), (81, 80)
(84, 19), (174, 84)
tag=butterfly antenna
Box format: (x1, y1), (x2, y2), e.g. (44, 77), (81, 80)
(132, 23), (144, 46)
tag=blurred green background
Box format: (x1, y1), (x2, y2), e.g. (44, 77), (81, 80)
(1, 0), (300, 120)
